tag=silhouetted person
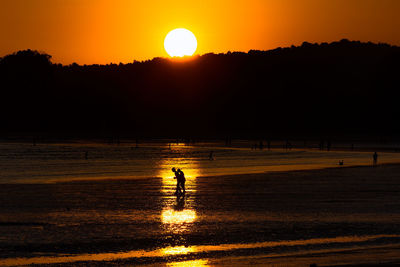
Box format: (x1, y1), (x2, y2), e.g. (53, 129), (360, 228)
(373, 152), (378, 166)
(177, 169), (186, 195)
(172, 168), (186, 195)
(339, 160), (344, 166)
(209, 151), (214, 160)
(172, 167), (181, 195)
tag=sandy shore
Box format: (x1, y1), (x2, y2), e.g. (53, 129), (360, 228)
(1, 164), (400, 266)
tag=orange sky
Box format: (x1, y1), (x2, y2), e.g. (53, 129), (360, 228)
(1, 0), (399, 64)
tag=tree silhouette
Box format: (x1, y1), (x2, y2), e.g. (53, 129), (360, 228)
(0, 40), (399, 138)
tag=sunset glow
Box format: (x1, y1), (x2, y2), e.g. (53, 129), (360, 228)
(1, 0), (399, 64)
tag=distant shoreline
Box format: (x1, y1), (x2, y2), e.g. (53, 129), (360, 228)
(196, 161), (400, 180)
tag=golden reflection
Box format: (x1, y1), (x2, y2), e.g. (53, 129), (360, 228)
(158, 143), (200, 229)
(160, 246), (196, 255)
(161, 209), (196, 224)
(159, 158), (201, 193)
(2, 235), (399, 266)
(167, 259), (209, 267)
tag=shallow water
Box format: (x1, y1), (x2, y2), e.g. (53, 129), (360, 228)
(0, 141), (399, 183)
(1, 141), (400, 266)
(2, 236), (400, 266)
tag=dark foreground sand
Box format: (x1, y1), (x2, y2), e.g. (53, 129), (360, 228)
(1, 164), (400, 266)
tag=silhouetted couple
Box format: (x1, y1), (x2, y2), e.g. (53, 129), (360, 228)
(172, 167), (186, 195)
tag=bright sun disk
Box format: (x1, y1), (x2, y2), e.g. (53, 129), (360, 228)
(164, 28), (197, 57)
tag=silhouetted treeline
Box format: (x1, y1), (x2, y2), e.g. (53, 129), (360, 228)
(1, 39), (400, 138)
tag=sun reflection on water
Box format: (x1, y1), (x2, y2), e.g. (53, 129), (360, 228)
(167, 259), (209, 267)
(160, 245), (196, 255)
(161, 209), (197, 224)
(159, 143), (201, 184)
(158, 143), (200, 240)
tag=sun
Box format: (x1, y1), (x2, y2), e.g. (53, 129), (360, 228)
(164, 28), (197, 57)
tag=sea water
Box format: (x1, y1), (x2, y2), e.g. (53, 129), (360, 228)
(0, 140), (399, 184)
(1, 141), (400, 266)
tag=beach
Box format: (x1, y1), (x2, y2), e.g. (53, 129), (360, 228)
(1, 154), (400, 266)
(2, 1), (400, 265)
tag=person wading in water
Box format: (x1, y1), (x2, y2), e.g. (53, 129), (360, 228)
(171, 167), (186, 195)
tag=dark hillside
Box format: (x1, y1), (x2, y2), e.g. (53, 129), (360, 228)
(1, 40), (399, 138)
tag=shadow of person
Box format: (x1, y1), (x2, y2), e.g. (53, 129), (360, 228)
(173, 194), (185, 211)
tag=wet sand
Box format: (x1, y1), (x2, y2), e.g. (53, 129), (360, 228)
(1, 164), (400, 266)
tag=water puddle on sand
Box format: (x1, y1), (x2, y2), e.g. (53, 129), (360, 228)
(1, 234), (399, 266)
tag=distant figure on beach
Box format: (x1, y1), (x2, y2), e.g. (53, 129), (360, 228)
(172, 167), (186, 195)
(373, 152), (378, 166)
(339, 160), (344, 166)
(209, 151), (214, 160)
